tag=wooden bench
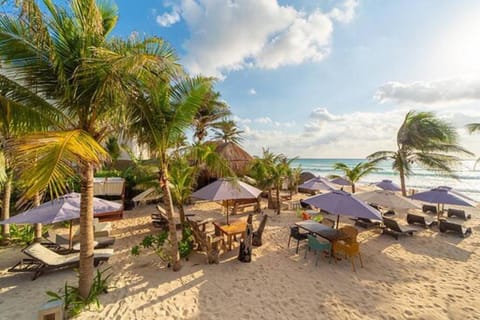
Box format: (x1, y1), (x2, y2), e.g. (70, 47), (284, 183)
(230, 199), (260, 215)
(186, 217), (225, 264)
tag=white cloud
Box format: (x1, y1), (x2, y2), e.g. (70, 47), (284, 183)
(375, 78), (480, 105)
(171, 0), (357, 77)
(156, 7), (181, 27)
(329, 0), (359, 23)
(254, 117), (273, 124)
(248, 88), (257, 95)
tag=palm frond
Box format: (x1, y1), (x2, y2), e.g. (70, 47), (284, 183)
(9, 129), (108, 201)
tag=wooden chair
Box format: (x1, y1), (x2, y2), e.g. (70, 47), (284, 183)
(186, 217), (225, 264)
(252, 214), (268, 246)
(334, 226), (362, 272)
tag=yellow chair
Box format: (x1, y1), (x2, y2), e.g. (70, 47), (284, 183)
(334, 226), (363, 272)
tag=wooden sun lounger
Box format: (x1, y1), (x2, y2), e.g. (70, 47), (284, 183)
(447, 209), (471, 221)
(382, 217), (419, 240)
(9, 243), (113, 280)
(439, 220), (472, 238)
(354, 217), (381, 229)
(406, 213), (436, 228)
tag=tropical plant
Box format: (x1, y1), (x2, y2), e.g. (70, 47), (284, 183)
(104, 136), (121, 170)
(0, 0), (178, 298)
(192, 83), (231, 143)
(212, 119), (244, 144)
(329, 161), (378, 193)
(467, 123), (480, 168)
(287, 166), (302, 196)
(368, 111), (472, 196)
(46, 267), (113, 317)
(127, 75), (211, 271)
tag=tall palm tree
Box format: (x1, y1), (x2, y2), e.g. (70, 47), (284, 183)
(368, 111), (472, 196)
(467, 123), (480, 167)
(329, 162), (378, 193)
(212, 119), (244, 144)
(0, 0), (177, 297)
(192, 84), (231, 143)
(127, 76), (210, 271)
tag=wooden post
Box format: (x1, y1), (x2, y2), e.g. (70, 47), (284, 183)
(238, 214), (253, 263)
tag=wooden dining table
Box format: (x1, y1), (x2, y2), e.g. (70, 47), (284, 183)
(295, 220), (350, 256)
(213, 220), (247, 251)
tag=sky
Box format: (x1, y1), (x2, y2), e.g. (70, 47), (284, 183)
(82, 1), (480, 158)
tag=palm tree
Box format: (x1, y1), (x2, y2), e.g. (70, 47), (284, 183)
(192, 84), (231, 143)
(467, 123), (480, 167)
(212, 119), (244, 143)
(368, 111), (472, 196)
(0, 0), (177, 297)
(329, 162), (378, 193)
(127, 76), (210, 271)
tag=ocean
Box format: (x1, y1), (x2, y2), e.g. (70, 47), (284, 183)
(291, 159), (480, 201)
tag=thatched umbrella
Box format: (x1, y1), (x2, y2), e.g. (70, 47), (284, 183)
(300, 172), (316, 184)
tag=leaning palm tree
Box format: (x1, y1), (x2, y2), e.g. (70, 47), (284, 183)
(0, 0), (178, 297)
(368, 111), (472, 196)
(127, 76), (210, 271)
(329, 162), (378, 193)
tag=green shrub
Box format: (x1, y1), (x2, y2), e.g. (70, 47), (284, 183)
(10, 224), (35, 245)
(46, 267), (112, 317)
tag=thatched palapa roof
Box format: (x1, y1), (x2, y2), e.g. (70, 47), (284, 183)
(213, 141), (253, 175)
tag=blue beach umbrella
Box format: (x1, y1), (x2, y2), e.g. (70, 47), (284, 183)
(303, 190), (383, 228)
(374, 179), (401, 192)
(298, 177), (335, 193)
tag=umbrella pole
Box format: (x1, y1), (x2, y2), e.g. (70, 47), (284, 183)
(227, 202), (229, 225)
(336, 215), (340, 229)
(69, 220), (73, 250)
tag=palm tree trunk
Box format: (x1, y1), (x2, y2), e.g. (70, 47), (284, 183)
(178, 204), (186, 225)
(276, 185), (281, 215)
(1, 172), (12, 242)
(398, 165), (407, 196)
(33, 192), (42, 242)
(79, 163), (95, 299)
(160, 163), (181, 271)
(351, 183), (356, 193)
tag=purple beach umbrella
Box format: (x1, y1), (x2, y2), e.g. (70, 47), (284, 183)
(192, 178), (262, 224)
(298, 177), (335, 193)
(330, 176), (351, 186)
(303, 190), (383, 228)
(374, 179), (401, 192)
(409, 187), (477, 220)
(0, 192), (122, 247)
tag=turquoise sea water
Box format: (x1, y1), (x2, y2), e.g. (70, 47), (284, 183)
(291, 159), (480, 201)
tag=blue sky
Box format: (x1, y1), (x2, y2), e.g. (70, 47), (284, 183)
(85, 1), (480, 157)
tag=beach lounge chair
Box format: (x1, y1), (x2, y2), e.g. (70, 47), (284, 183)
(8, 243), (113, 280)
(354, 218), (381, 229)
(288, 226), (308, 254)
(406, 213), (436, 228)
(422, 204), (437, 215)
(304, 235), (332, 266)
(252, 214), (268, 247)
(447, 209), (471, 220)
(438, 220), (472, 238)
(382, 217), (419, 240)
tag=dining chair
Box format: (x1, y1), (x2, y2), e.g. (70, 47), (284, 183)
(288, 226), (308, 254)
(304, 235), (331, 266)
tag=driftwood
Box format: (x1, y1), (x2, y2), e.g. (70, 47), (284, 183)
(252, 214), (268, 247)
(238, 214), (253, 263)
(187, 217), (224, 264)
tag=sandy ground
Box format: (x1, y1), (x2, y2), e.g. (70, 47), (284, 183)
(1, 191), (480, 320)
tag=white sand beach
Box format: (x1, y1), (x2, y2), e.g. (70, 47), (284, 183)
(1, 197), (480, 320)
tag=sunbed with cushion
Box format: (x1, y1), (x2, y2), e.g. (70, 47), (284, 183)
(447, 209), (471, 221)
(439, 220), (472, 238)
(354, 217), (381, 229)
(422, 204), (437, 214)
(382, 217), (419, 240)
(9, 243), (113, 280)
(406, 213), (436, 228)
